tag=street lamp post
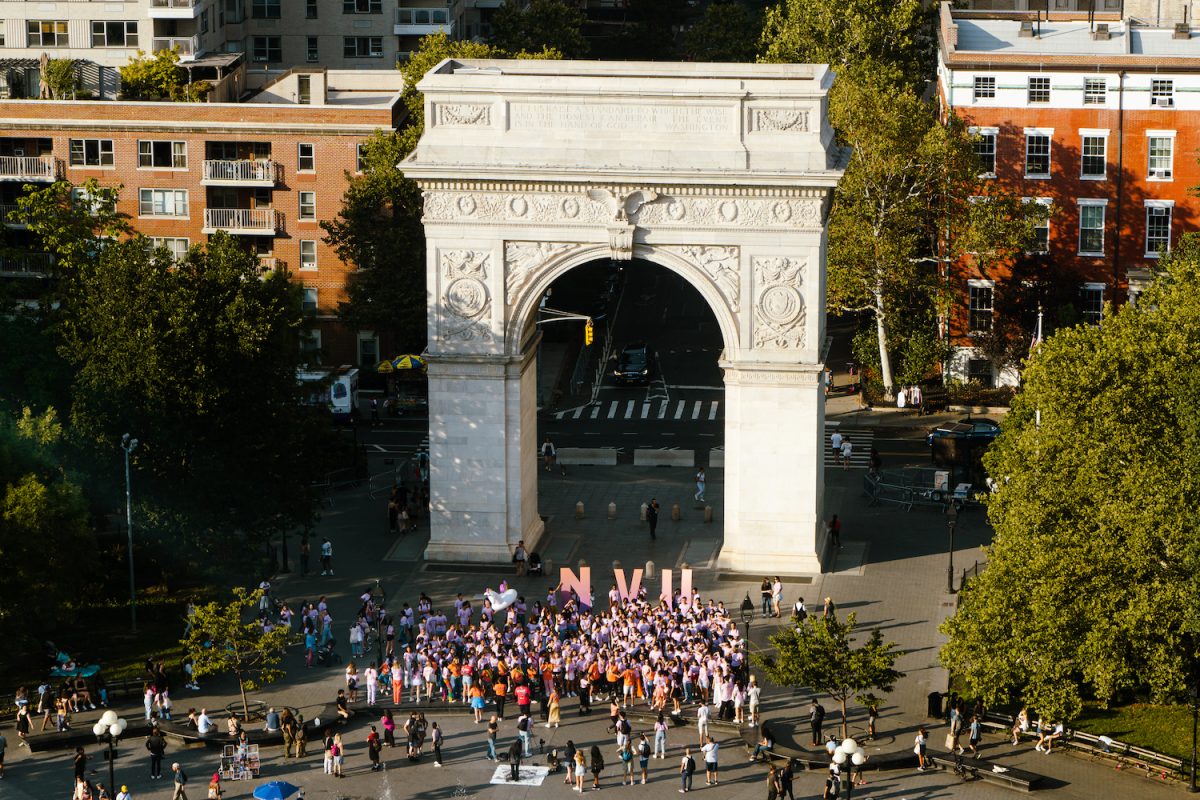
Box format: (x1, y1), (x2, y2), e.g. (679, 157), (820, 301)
(945, 502), (959, 594)
(1189, 680), (1197, 793)
(740, 593), (754, 642)
(121, 434), (139, 633)
(92, 710), (128, 794)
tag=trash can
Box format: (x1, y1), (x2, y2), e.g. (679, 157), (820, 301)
(926, 691), (942, 718)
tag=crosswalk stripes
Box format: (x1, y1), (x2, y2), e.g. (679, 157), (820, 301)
(555, 399), (723, 422)
(823, 428), (875, 469)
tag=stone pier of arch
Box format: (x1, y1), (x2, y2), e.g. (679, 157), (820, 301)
(401, 58), (845, 575)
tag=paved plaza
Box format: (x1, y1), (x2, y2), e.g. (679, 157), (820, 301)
(4, 441), (1187, 800)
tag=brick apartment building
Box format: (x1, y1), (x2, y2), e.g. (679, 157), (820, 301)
(937, 2), (1200, 386)
(0, 67), (404, 366)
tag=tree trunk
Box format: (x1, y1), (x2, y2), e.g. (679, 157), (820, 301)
(238, 673), (251, 722)
(839, 695), (849, 740)
(873, 289), (896, 401)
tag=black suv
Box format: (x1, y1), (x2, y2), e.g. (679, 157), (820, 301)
(613, 343), (653, 385)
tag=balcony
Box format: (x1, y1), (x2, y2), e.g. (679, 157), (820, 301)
(202, 159), (278, 187)
(203, 207), (280, 235)
(258, 256), (286, 273)
(151, 35), (201, 62)
(0, 156), (57, 182)
(0, 204), (27, 228)
(148, 0), (202, 18)
(0, 251), (53, 277)
(395, 7), (453, 35)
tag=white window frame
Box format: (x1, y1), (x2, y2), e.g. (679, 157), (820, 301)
(149, 236), (189, 261)
(91, 20), (138, 48)
(1080, 283), (1105, 325)
(299, 240), (317, 271)
(1083, 77), (1107, 105)
(1150, 79), (1175, 108)
(356, 143), (367, 173)
(1023, 196), (1052, 254)
(1079, 129), (1108, 180)
(297, 143), (315, 172)
(137, 140), (187, 169)
(357, 330), (379, 367)
(302, 286), (319, 311)
(1144, 200), (1174, 258)
(298, 191), (316, 220)
(1024, 129), (1053, 179)
(967, 278), (995, 334)
(1077, 199), (1107, 257)
(969, 126), (998, 178)
(973, 75), (996, 101)
(138, 188), (189, 218)
(1146, 130), (1175, 181)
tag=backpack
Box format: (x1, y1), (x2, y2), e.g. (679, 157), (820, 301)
(620, 719), (631, 735)
(685, 756), (696, 774)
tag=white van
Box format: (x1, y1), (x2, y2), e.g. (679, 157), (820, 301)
(297, 366), (360, 421)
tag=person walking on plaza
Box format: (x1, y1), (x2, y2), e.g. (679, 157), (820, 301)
(573, 749), (587, 792)
(760, 578), (772, 618)
(701, 736), (719, 786)
(365, 662), (379, 706)
(367, 726), (382, 772)
(679, 747), (695, 793)
(170, 763), (188, 800)
(589, 744), (605, 789)
(485, 714), (499, 761)
(541, 437), (557, 472)
(637, 734), (651, 783)
(809, 699), (825, 746)
(619, 742), (634, 785)
(914, 727), (928, 771)
(517, 713), (532, 757)
(654, 712), (669, 758)
(696, 702), (710, 745)
(766, 764), (782, 800)
(840, 436), (853, 469)
(771, 577), (783, 618)
(546, 688), (561, 728)
(694, 468), (706, 503)
(828, 515), (841, 549)
(513, 540), (528, 577)
(116, 785), (132, 800)
(829, 430), (843, 463)
(145, 725), (167, 779)
(332, 733), (345, 777)
(206, 773), (222, 799)
(320, 538), (333, 576)
(780, 761), (795, 800)
(432, 721), (444, 766)
(647, 498), (660, 540)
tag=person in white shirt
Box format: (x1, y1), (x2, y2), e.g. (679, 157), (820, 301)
(700, 737), (719, 785)
(746, 677), (761, 727)
(830, 431), (844, 462)
(696, 704), (710, 745)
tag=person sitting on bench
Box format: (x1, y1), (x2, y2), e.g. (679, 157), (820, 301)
(264, 707), (281, 733)
(750, 728), (775, 762)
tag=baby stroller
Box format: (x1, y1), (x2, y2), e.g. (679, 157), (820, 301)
(316, 640), (340, 666)
(527, 551), (544, 576)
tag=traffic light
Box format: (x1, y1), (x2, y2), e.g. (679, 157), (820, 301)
(584, 319), (594, 346)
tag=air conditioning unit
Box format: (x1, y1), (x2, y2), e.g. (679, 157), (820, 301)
(1092, 23), (1111, 40)
(1151, 95), (1175, 107)
(1149, 169), (1172, 179)
(11, 147), (23, 156)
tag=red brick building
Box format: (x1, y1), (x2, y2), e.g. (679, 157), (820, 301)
(936, 3), (1200, 385)
(0, 67), (404, 366)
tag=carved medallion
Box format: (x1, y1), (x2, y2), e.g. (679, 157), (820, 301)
(753, 257), (806, 349)
(752, 109), (809, 133)
(437, 104), (491, 127)
(440, 250), (493, 342)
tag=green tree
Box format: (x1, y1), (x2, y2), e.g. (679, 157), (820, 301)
(940, 237), (1200, 722)
(684, 1), (763, 62)
(758, 0), (931, 89)
(42, 58), (77, 99)
(754, 612), (904, 738)
(118, 48), (210, 101)
(181, 587), (291, 720)
(13, 178), (128, 276)
(492, 0), (588, 58)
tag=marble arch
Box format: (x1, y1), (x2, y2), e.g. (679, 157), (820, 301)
(401, 58), (845, 574)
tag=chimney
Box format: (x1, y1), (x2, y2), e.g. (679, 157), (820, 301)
(1092, 22), (1111, 40)
(1174, 22), (1190, 39)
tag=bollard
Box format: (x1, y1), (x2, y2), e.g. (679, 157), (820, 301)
(671, 503), (681, 521)
(608, 501), (617, 520)
(575, 501), (585, 519)
(704, 505), (713, 523)
(640, 502), (648, 521)
(543, 558), (554, 575)
(645, 560), (656, 579)
(612, 560), (621, 573)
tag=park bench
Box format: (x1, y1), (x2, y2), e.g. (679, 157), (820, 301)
(928, 752), (1042, 792)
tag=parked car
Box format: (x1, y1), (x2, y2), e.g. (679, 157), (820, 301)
(928, 418), (1001, 474)
(612, 343), (653, 385)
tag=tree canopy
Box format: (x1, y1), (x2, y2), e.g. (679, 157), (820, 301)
(940, 239), (1200, 721)
(755, 612), (904, 738)
(684, 1), (763, 63)
(491, 0), (588, 58)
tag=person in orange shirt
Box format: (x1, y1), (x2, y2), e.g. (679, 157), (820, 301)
(469, 684), (486, 723)
(493, 677), (508, 720)
(622, 667), (638, 708)
(449, 661), (462, 703)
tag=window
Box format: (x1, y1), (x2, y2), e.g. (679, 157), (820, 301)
(138, 140), (187, 169)
(973, 76), (995, 100)
(27, 21), (68, 47)
(1083, 78), (1106, 105)
(1078, 201), (1106, 255)
(300, 240), (317, 270)
(299, 329), (321, 360)
(306, 36), (319, 62)
(200, 9), (209, 33)
(91, 20), (138, 47)
(1151, 79), (1174, 107)
(298, 143), (315, 172)
(966, 358), (994, 388)
(149, 237), (189, 261)
(251, 35), (281, 62)
(1025, 132), (1051, 178)
(972, 128), (996, 176)
(1027, 76), (1050, 103)
(251, 0), (280, 18)
(1147, 134), (1174, 179)
(302, 287), (318, 311)
(358, 331), (378, 367)
(69, 138), (114, 167)
(138, 189), (189, 217)
(0, 26), (6, 47)
(356, 143), (367, 172)
(343, 0), (381, 12)
(297, 74), (311, 105)
(343, 36), (383, 58)
(1080, 134), (1106, 179)
(306, 0), (318, 17)
(299, 191), (316, 220)
(1080, 284), (1104, 324)
(968, 282), (994, 333)
(1145, 204), (1173, 256)
(1025, 197), (1051, 254)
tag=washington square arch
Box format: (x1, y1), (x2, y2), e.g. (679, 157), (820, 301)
(401, 59), (845, 575)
